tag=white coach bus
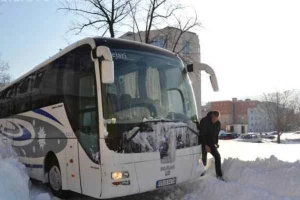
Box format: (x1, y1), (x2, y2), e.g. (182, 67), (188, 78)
(0, 37), (218, 199)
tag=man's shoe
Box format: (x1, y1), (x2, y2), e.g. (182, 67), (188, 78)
(217, 176), (226, 182)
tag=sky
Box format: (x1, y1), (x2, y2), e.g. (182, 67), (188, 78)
(1, 0), (300, 104)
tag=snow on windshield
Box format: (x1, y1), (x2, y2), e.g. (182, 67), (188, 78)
(122, 122), (198, 155)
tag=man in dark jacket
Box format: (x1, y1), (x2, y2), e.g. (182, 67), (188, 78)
(198, 111), (223, 180)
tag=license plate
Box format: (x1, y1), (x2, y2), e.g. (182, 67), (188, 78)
(156, 177), (176, 188)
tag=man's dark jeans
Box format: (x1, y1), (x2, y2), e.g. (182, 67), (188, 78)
(202, 144), (223, 177)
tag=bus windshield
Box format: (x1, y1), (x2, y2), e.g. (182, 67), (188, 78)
(102, 49), (197, 123)
(102, 49), (199, 153)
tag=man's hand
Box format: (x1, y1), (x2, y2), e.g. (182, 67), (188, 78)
(215, 144), (219, 148)
(205, 145), (211, 152)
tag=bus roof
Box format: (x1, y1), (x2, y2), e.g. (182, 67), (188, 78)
(94, 37), (176, 57)
(1, 37), (177, 92)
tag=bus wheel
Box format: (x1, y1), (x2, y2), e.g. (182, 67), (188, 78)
(48, 158), (67, 198)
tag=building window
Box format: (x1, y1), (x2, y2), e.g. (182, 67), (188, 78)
(151, 37), (165, 48)
(183, 41), (191, 54)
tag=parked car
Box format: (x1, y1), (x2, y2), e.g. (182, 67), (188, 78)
(219, 131), (239, 140)
(259, 133), (275, 139)
(267, 131), (278, 136)
(236, 134), (262, 143)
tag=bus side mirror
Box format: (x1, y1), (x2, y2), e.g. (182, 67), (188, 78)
(187, 62), (219, 92)
(101, 60), (114, 84)
(209, 74), (219, 92)
(96, 46), (115, 84)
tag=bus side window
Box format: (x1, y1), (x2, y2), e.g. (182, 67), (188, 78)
(78, 74), (98, 161)
(33, 71), (44, 89)
(15, 75), (33, 113)
(5, 85), (16, 116)
(61, 45), (99, 163)
(31, 63), (60, 109)
(31, 70), (45, 110)
(1, 89), (9, 117)
(0, 90), (6, 118)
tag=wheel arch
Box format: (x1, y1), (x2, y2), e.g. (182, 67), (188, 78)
(44, 151), (59, 174)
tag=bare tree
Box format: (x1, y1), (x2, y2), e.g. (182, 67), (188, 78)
(124, 0), (183, 43)
(126, 5), (200, 63)
(262, 90), (299, 143)
(170, 14), (200, 52)
(164, 12), (201, 64)
(125, 1), (142, 42)
(143, 0), (182, 44)
(59, 0), (131, 38)
(59, 0), (201, 65)
(0, 55), (11, 88)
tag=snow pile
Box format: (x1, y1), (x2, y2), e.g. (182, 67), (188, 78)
(0, 137), (30, 200)
(32, 193), (52, 200)
(219, 140), (300, 162)
(0, 136), (51, 200)
(223, 156), (300, 199)
(147, 156), (300, 200)
(280, 132), (300, 144)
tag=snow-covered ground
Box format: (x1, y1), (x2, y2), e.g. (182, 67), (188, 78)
(0, 138), (51, 200)
(280, 132), (300, 144)
(1, 133), (300, 200)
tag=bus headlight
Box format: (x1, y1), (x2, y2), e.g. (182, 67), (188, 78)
(112, 172), (123, 180)
(111, 171), (129, 180)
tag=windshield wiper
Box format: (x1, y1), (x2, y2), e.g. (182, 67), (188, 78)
(126, 120), (199, 142)
(126, 122), (153, 142)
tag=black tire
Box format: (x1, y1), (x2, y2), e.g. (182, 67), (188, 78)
(48, 158), (68, 199)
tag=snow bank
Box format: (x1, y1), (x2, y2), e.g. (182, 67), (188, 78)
(0, 158), (30, 200)
(32, 193), (51, 200)
(219, 140), (300, 162)
(0, 137), (51, 200)
(223, 156), (300, 199)
(280, 132), (300, 144)
(146, 156), (300, 200)
(0, 137), (30, 200)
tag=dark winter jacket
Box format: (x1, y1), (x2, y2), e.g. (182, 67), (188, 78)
(198, 112), (221, 146)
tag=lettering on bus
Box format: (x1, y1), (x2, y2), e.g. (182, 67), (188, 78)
(65, 132), (74, 137)
(111, 52), (128, 60)
(52, 104), (63, 109)
(160, 165), (175, 171)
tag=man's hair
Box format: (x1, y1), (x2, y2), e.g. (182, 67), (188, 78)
(211, 111), (220, 117)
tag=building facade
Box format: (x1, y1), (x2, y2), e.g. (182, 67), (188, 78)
(211, 98), (259, 133)
(120, 27), (200, 64)
(211, 100), (234, 130)
(234, 98), (259, 124)
(248, 102), (277, 133)
(226, 124), (248, 134)
(200, 102), (211, 119)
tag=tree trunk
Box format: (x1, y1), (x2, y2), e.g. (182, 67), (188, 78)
(109, 24), (115, 38)
(277, 133), (281, 144)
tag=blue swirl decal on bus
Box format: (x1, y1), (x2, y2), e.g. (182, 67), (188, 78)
(1, 122), (32, 141)
(0, 110), (68, 158)
(33, 108), (62, 125)
(14, 125), (32, 141)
